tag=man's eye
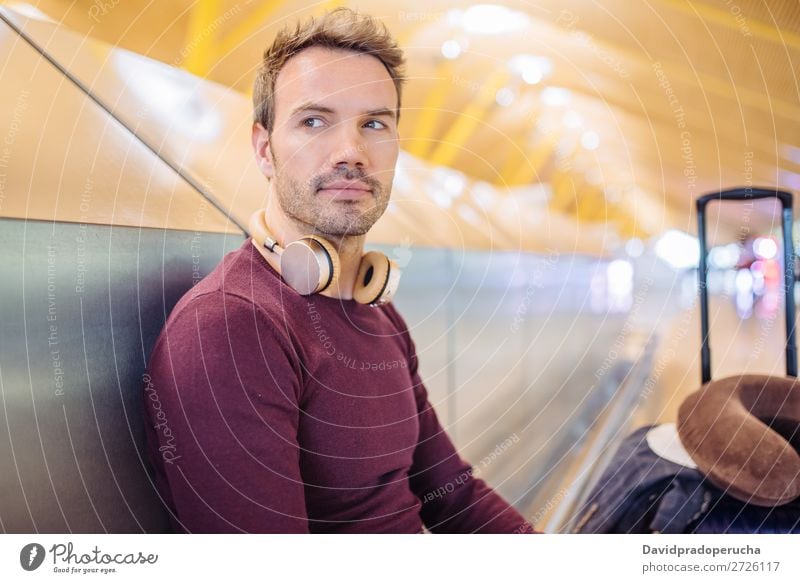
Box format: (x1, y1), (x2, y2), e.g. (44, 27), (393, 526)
(302, 117), (325, 128)
(364, 119), (387, 130)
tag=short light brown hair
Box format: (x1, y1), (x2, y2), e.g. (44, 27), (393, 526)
(253, 7), (406, 133)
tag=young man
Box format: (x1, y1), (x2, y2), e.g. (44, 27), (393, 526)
(143, 8), (535, 534)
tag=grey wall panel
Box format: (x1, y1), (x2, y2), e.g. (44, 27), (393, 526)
(0, 219), (243, 532)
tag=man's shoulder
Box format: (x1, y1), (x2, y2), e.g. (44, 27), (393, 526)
(379, 300), (410, 335)
(150, 286), (299, 371)
(175, 241), (292, 316)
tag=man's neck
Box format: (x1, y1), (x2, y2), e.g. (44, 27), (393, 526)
(264, 197), (365, 301)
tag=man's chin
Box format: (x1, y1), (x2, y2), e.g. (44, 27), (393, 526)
(311, 207), (385, 238)
(316, 225), (373, 238)
(313, 216), (379, 238)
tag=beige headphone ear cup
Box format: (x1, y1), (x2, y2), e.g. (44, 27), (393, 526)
(304, 234), (340, 293)
(353, 251), (391, 305)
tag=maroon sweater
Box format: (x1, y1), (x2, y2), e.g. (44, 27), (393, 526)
(142, 239), (534, 533)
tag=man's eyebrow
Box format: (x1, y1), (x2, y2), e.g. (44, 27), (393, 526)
(363, 108), (397, 121)
(290, 102), (396, 121)
(290, 102), (336, 117)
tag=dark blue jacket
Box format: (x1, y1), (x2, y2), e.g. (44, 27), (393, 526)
(575, 425), (800, 534)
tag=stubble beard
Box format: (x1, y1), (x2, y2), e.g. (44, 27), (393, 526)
(272, 151), (391, 238)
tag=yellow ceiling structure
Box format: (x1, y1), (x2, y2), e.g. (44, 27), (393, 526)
(6, 0), (799, 242)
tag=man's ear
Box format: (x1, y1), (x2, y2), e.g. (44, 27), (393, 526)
(251, 122), (275, 179)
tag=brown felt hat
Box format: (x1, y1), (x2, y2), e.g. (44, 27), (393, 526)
(677, 374), (800, 507)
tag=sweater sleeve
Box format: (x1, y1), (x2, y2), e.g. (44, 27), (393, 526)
(143, 291), (309, 533)
(384, 305), (536, 534)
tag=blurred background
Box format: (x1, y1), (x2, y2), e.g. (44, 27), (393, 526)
(0, 0), (797, 532)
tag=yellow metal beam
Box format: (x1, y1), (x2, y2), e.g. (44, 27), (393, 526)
(658, 57), (799, 123)
(508, 131), (561, 185)
(575, 186), (606, 222)
(394, 17), (461, 153)
(616, 210), (644, 239)
(563, 11), (800, 121)
(396, 15), (427, 49)
(494, 140), (524, 185)
(428, 68), (510, 168)
(407, 58), (457, 158)
(654, 0), (800, 52)
(182, 0), (222, 77)
(496, 103), (543, 185)
(217, 0), (342, 57)
(218, 0), (286, 56)
(548, 169), (578, 213)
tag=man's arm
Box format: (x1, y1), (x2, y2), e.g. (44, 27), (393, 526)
(408, 374), (535, 533)
(384, 305), (536, 533)
(143, 291), (309, 533)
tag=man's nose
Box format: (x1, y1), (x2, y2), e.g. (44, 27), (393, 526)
(329, 123), (368, 168)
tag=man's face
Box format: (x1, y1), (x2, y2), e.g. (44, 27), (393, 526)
(261, 46), (400, 238)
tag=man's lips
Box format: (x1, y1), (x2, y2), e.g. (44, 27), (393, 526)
(317, 181), (373, 198)
(318, 181), (372, 192)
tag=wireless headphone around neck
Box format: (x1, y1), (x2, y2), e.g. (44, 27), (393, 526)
(249, 209), (401, 307)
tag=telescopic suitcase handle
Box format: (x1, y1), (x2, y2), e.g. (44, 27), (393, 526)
(696, 187), (797, 384)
